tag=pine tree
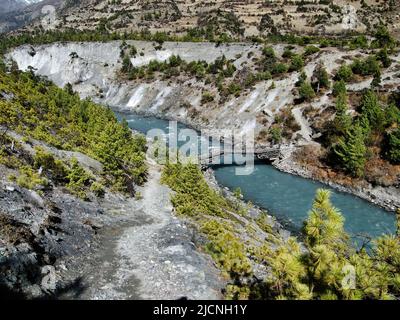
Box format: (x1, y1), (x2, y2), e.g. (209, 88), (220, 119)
(371, 70), (382, 89)
(376, 47), (392, 68)
(264, 238), (312, 299)
(336, 64), (353, 82)
(302, 189), (350, 298)
(0, 101), (18, 140)
(299, 81), (316, 101)
(374, 24), (396, 50)
(303, 189), (348, 251)
(121, 55), (134, 73)
(334, 124), (367, 177)
(332, 80), (347, 97)
(312, 63), (330, 92)
(359, 89), (384, 131)
(289, 54), (304, 72)
(386, 128), (400, 163)
(0, 57), (5, 72)
(295, 71), (307, 87)
(332, 93), (352, 137)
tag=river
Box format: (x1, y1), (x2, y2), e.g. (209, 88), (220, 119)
(116, 112), (396, 245)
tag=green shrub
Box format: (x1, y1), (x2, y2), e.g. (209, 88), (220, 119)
(372, 24), (396, 50)
(90, 181), (105, 197)
(121, 55), (133, 73)
(282, 47), (294, 59)
(358, 90), (385, 131)
(271, 63), (288, 75)
(129, 45), (137, 57)
(295, 71), (307, 87)
(312, 64), (330, 90)
(349, 35), (369, 49)
(17, 166), (49, 190)
(161, 163), (229, 218)
(334, 124), (367, 177)
(135, 191), (143, 200)
(304, 45), (320, 56)
(269, 126), (282, 144)
(386, 128), (400, 164)
(351, 56), (381, 76)
(201, 92), (215, 104)
(336, 64), (353, 82)
(376, 48), (392, 68)
(33, 147), (68, 181)
(332, 80), (347, 97)
(66, 158), (92, 199)
(201, 219), (252, 277)
(233, 187), (242, 199)
(262, 46), (276, 59)
(227, 82), (241, 96)
(289, 55), (304, 72)
(299, 82), (316, 101)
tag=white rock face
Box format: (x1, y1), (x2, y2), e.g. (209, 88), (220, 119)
(11, 42), (120, 89)
(10, 40), (390, 143)
(341, 5), (361, 30)
(9, 41), (275, 138)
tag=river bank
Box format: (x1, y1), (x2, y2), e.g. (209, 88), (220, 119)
(118, 107), (399, 220)
(273, 147), (400, 213)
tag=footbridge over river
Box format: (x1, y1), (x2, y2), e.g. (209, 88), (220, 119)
(198, 145), (295, 165)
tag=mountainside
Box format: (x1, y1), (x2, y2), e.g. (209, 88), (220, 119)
(0, 61), (287, 299)
(8, 35), (400, 209)
(0, 0), (43, 14)
(16, 0), (400, 39)
(0, 0), (62, 34)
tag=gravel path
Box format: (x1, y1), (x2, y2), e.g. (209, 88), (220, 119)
(64, 161), (224, 300)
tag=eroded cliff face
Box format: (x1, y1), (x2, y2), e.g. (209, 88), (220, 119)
(9, 40), (400, 146)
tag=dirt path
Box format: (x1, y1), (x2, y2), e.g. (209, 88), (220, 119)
(61, 161), (224, 300)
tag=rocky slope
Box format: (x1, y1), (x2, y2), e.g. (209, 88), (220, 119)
(16, 0), (400, 39)
(0, 0), (62, 34)
(0, 130), (227, 299)
(0, 128), (289, 299)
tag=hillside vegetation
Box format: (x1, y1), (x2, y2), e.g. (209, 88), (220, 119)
(0, 67), (147, 196)
(163, 162), (400, 300)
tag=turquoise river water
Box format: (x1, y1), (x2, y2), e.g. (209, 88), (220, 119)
(116, 112), (396, 244)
